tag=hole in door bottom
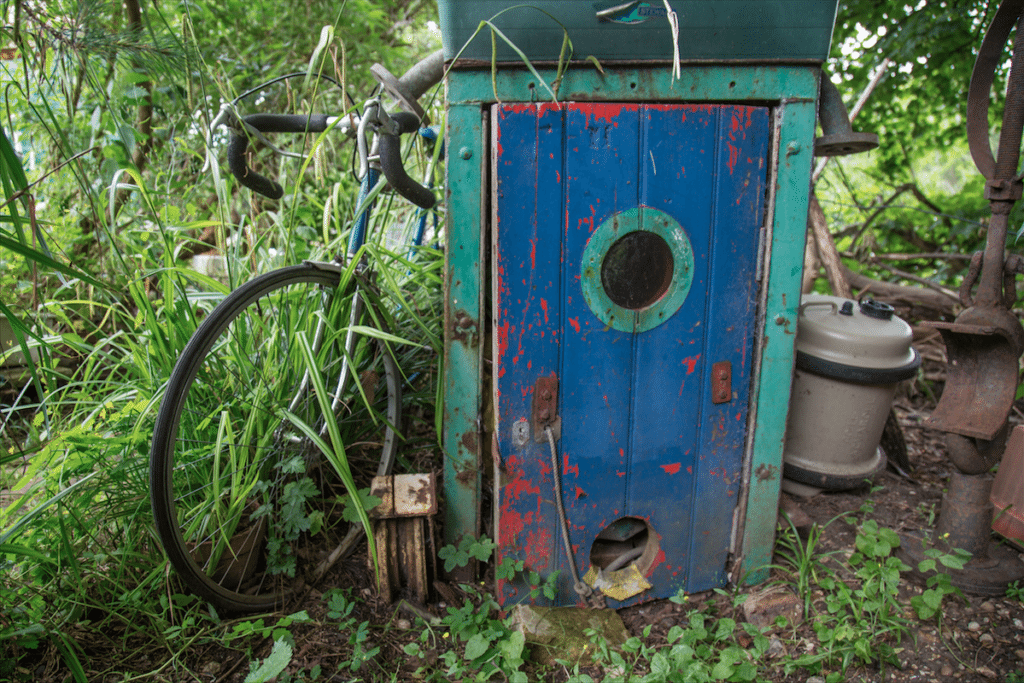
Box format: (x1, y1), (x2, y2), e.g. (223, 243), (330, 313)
(589, 516), (660, 575)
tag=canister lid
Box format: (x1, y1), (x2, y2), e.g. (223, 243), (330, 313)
(796, 294), (919, 378)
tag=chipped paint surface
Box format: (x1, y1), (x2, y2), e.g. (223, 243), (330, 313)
(493, 102), (769, 607)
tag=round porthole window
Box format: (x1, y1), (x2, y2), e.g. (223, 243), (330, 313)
(581, 207), (693, 333)
(601, 231), (674, 310)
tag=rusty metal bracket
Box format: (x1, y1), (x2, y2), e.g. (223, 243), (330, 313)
(984, 177), (1024, 203)
(369, 473), (437, 604)
(532, 375), (560, 443)
(712, 361), (732, 404)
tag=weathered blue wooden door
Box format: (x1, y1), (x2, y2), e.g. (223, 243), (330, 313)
(493, 102), (769, 606)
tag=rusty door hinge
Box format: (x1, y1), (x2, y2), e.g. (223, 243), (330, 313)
(712, 361), (732, 404)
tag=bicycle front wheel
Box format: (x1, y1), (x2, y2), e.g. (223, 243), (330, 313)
(150, 263), (402, 613)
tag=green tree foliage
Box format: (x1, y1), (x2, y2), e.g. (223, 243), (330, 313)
(0, 0), (439, 313)
(817, 0), (1020, 298)
(831, 0), (998, 177)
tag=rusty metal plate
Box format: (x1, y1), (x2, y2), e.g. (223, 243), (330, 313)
(925, 322), (1020, 440)
(531, 375), (559, 438)
(712, 361), (732, 404)
(370, 473), (437, 518)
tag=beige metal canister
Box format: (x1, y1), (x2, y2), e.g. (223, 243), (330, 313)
(783, 295), (920, 490)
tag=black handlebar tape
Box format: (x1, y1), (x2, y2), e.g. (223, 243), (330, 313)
(379, 111), (437, 210)
(227, 114), (332, 199)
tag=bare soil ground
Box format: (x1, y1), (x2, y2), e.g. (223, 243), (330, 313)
(180, 405), (1024, 682)
(618, 404), (1024, 683)
(10, 400), (1024, 682)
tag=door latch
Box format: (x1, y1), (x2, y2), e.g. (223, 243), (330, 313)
(532, 375), (561, 442)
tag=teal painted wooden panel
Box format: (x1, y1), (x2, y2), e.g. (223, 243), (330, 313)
(443, 103), (485, 567)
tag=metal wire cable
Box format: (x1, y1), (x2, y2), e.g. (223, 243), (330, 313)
(546, 425), (593, 599)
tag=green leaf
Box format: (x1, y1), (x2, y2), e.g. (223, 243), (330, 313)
(464, 632), (490, 662)
(938, 552), (970, 570)
(500, 630), (526, 663)
(244, 638), (293, 683)
(711, 658), (735, 680)
(650, 651), (671, 677)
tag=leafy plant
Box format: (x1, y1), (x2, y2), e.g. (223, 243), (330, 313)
(772, 511), (842, 618)
(908, 546), (969, 621)
(569, 614), (768, 683)
(228, 611), (312, 648)
(785, 516), (909, 675)
(438, 534), (497, 573)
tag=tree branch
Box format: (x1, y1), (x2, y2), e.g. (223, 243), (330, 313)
(841, 264), (959, 320)
(124, 0), (153, 174)
(808, 192), (851, 297)
(867, 261), (960, 301)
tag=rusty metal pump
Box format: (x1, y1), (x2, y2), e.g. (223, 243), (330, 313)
(901, 0), (1024, 595)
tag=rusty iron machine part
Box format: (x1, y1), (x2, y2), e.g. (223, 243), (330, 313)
(900, 0), (1024, 595)
(370, 49), (445, 124)
(813, 76), (879, 157)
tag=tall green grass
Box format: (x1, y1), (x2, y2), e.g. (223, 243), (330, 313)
(0, 12), (445, 677)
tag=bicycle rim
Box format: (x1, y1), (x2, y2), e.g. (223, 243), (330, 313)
(150, 264), (402, 612)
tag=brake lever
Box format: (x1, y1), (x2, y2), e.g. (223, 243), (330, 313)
(202, 103), (238, 174)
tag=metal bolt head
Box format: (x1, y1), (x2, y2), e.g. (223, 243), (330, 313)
(459, 147), (473, 160)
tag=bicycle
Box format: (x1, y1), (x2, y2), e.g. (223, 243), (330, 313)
(149, 53), (443, 613)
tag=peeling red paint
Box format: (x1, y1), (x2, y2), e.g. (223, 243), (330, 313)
(569, 317), (580, 333)
(661, 463), (682, 475)
(524, 527), (553, 568)
(505, 467), (539, 502)
(726, 142), (739, 174)
(682, 355), (701, 374)
(582, 102), (636, 126)
(563, 454), (579, 477)
(648, 548), (667, 577)
(686, 466), (693, 474)
(540, 298), (549, 324)
(575, 487), (586, 499)
(499, 507), (530, 547)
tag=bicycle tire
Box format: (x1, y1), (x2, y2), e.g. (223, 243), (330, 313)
(150, 263), (402, 613)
